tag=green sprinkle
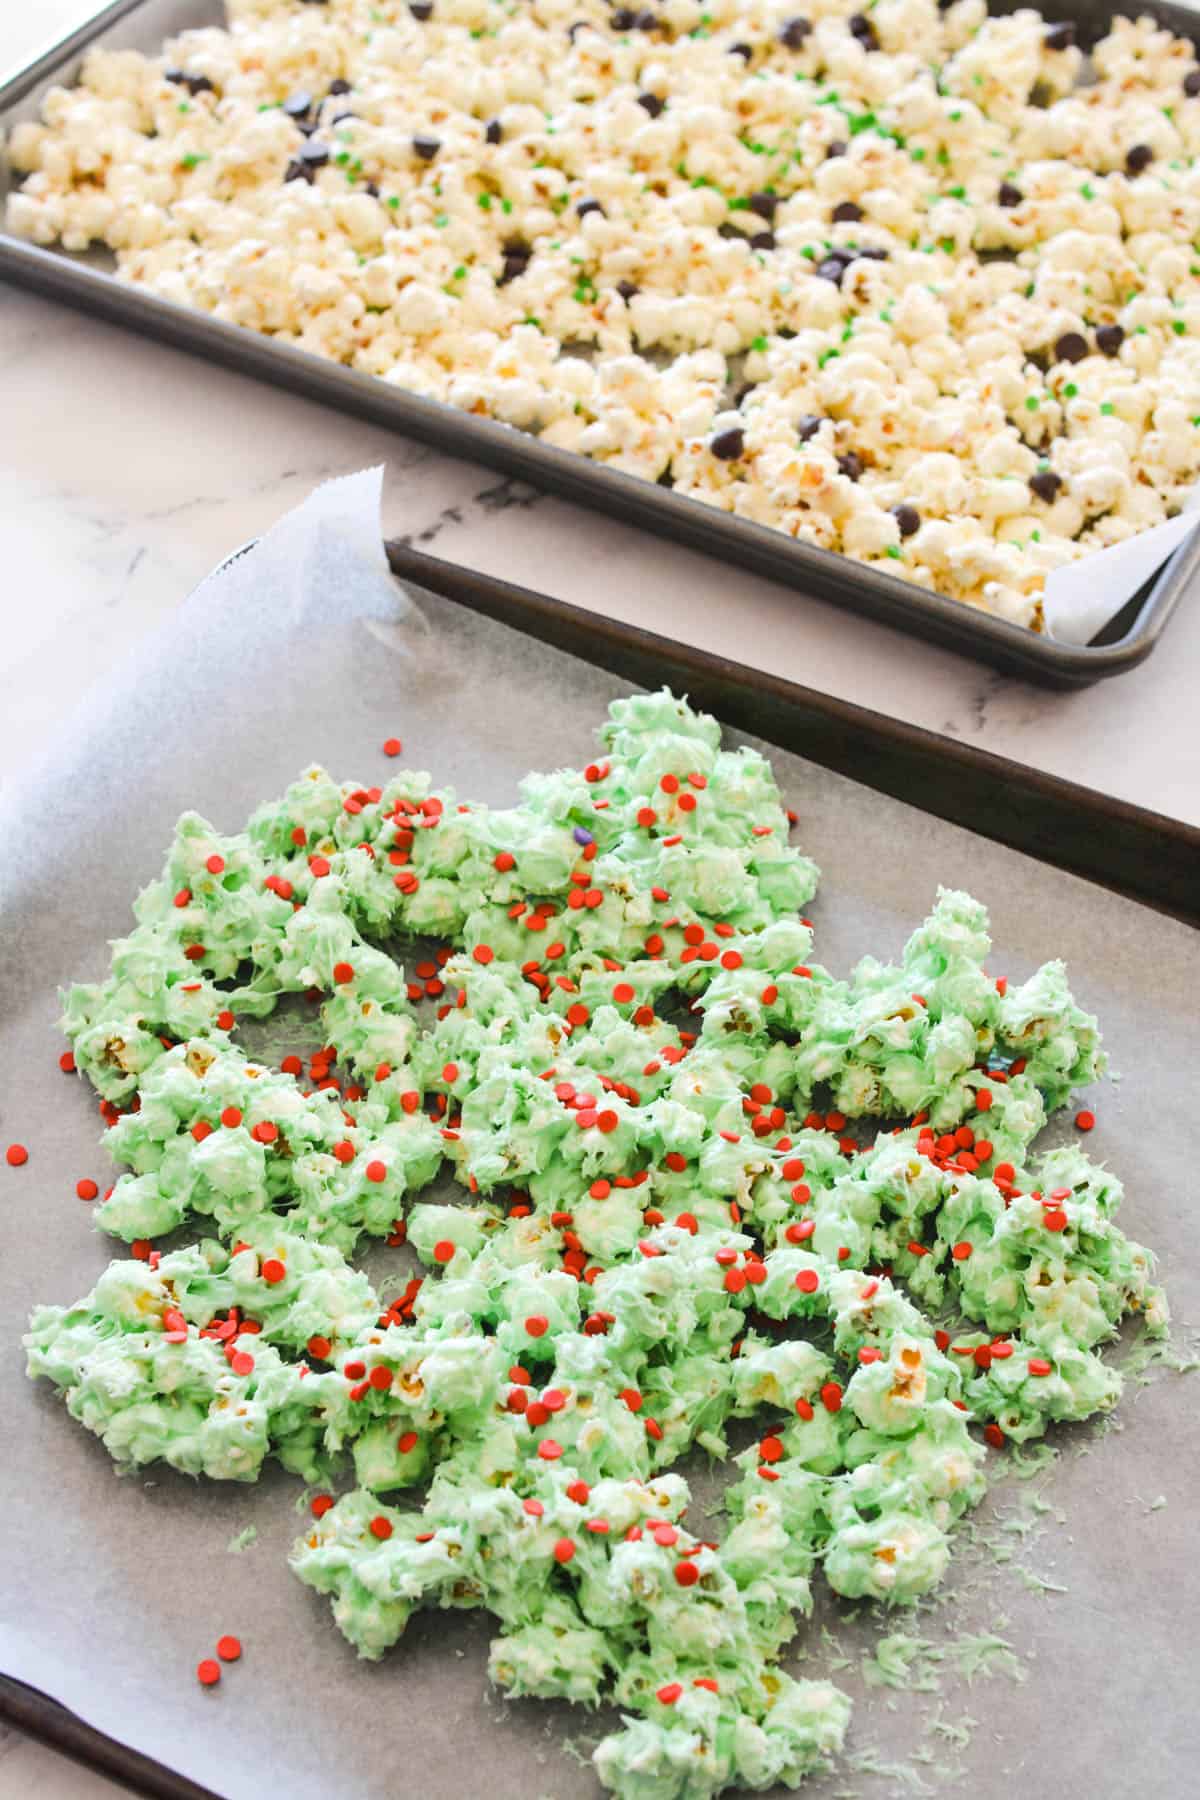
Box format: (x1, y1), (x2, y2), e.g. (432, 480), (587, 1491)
(911, 147), (926, 161)
(1173, 319), (1187, 335)
(477, 193), (492, 210)
(885, 545), (903, 559)
(801, 245), (816, 259)
(817, 347), (840, 368)
(1063, 382), (1078, 397)
(177, 102), (190, 113)
(335, 151), (350, 166)
(1080, 183), (1095, 200)
(1025, 396), (1040, 411)
(523, 315), (542, 329)
(936, 148), (950, 166)
(453, 265), (467, 280)
(948, 185), (966, 199)
(1031, 530), (1042, 541)
(387, 195), (400, 209)
(1100, 402), (1115, 415)
(939, 237), (956, 254)
(751, 334), (768, 351)
(180, 152), (209, 169)
(500, 198), (513, 214)
(949, 109), (962, 122)
(434, 211), (448, 226)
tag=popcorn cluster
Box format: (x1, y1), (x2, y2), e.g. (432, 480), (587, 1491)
(10, 0), (1200, 622)
(28, 691), (1166, 1797)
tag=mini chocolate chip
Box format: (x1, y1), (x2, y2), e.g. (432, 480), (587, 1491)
(748, 191), (777, 220)
(856, 245), (889, 261)
(164, 68), (186, 85)
(848, 13), (879, 48)
(729, 42), (753, 61)
(635, 11), (658, 29)
(1054, 331), (1088, 364)
(1186, 69), (1200, 97)
(816, 257), (847, 285)
(838, 451), (864, 481)
(485, 117), (503, 144)
(616, 279), (640, 300)
(637, 92), (665, 117)
(576, 197), (605, 218)
(413, 134), (441, 160)
(1029, 469), (1063, 502)
(1095, 323), (1125, 356)
(825, 139), (847, 160)
(612, 7), (637, 27)
(283, 160), (312, 184)
(328, 79), (352, 96)
(283, 91), (313, 118)
(186, 74), (215, 95)
(891, 503), (921, 538)
(797, 414), (824, 441)
(750, 231), (776, 250)
(1125, 143), (1154, 175)
(832, 200), (864, 223)
(1043, 20), (1075, 49)
(409, 0), (433, 15)
(710, 427), (745, 460)
(365, 182), (380, 197)
(298, 140), (330, 166)
(997, 181), (1023, 207)
(779, 17), (812, 47)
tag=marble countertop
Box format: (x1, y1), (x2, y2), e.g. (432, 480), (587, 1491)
(1, 4), (1198, 1798)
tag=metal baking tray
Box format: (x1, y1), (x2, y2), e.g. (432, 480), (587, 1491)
(0, 534), (1197, 1800)
(4, 0), (1199, 688)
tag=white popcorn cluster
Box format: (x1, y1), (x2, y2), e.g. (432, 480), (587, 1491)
(10, 0), (1200, 624)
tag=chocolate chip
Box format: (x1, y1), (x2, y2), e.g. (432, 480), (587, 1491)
(576, 197), (605, 218)
(838, 451), (864, 481)
(485, 117), (503, 144)
(748, 191), (777, 220)
(891, 503), (921, 538)
(729, 43), (753, 61)
(1186, 69), (1200, 97)
(825, 140), (847, 160)
(997, 181), (1023, 207)
(750, 231), (776, 250)
(1029, 469), (1063, 502)
(816, 257), (847, 285)
(1125, 143), (1154, 175)
(1054, 331), (1088, 364)
(832, 200), (864, 223)
(164, 68), (186, 85)
(298, 140), (330, 167)
(616, 279), (640, 300)
(797, 414), (824, 441)
(1043, 20), (1075, 49)
(283, 91), (313, 118)
(412, 134), (441, 161)
(283, 160), (312, 184)
(637, 92), (665, 117)
(186, 74), (215, 95)
(365, 181), (380, 197)
(409, 1), (433, 16)
(848, 13), (879, 49)
(612, 7), (637, 27)
(635, 11), (658, 29)
(328, 79), (352, 96)
(710, 427), (745, 460)
(779, 17), (812, 47)
(1095, 323), (1125, 356)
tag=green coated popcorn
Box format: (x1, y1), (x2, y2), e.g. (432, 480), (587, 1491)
(27, 690), (1167, 1798)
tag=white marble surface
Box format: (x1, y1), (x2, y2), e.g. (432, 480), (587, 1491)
(1, 3), (1198, 1797)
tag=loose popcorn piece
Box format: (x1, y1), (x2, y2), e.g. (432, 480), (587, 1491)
(27, 690), (1167, 1798)
(10, 1), (1200, 625)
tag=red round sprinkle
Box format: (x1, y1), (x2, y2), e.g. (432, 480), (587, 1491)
(795, 1397), (814, 1421)
(261, 1258), (286, 1284)
(369, 1365), (393, 1391)
(333, 962), (355, 985)
(1028, 1358), (1053, 1377)
(251, 1121), (279, 1144)
(820, 1381), (843, 1413)
(620, 1387), (643, 1412)
(494, 851), (515, 871)
(76, 1178), (99, 1201)
(553, 1537), (575, 1563)
(365, 1160), (387, 1183)
(311, 1493), (334, 1518)
(660, 774), (679, 794)
(307, 1336), (331, 1360)
(230, 1351), (255, 1377)
(1043, 1209), (1068, 1232)
(216, 1635), (241, 1663)
(196, 1659), (221, 1687)
(5, 1143), (29, 1168)
(759, 1435), (784, 1463)
(525, 1315), (548, 1338)
(674, 1560), (700, 1587)
(795, 1268), (820, 1293)
(1075, 1109), (1095, 1132)
(398, 1430), (418, 1454)
(369, 1515), (393, 1540)
(383, 738), (402, 756)
(656, 1682), (682, 1704)
(952, 1241), (973, 1261)
(220, 1107), (242, 1130)
(206, 854), (225, 875)
(472, 944), (494, 965)
(333, 1140), (355, 1164)
(59, 1051), (77, 1073)
(975, 1088), (993, 1112)
(984, 1423), (1006, 1449)
(613, 983), (635, 1004)
(442, 1062), (459, 1084)
(433, 1239), (455, 1264)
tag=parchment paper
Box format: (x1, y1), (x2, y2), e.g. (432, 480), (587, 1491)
(1, 469), (1198, 1800)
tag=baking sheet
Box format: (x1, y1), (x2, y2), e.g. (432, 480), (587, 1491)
(4, 0), (1200, 686)
(1, 470), (1198, 1800)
